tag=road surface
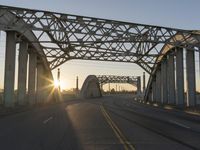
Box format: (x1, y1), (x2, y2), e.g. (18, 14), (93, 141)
(0, 95), (200, 150)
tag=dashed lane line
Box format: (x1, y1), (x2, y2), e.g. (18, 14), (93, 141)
(43, 116), (53, 124)
(169, 120), (191, 129)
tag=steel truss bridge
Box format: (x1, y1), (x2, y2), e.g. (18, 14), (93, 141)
(97, 75), (141, 94)
(97, 75), (141, 91)
(97, 75), (138, 86)
(0, 5), (200, 107)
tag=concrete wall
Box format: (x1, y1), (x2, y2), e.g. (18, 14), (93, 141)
(79, 75), (102, 99)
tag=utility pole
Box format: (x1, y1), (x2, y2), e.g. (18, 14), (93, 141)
(76, 76), (79, 92)
(57, 68), (60, 91)
(137, 76), (141, 95)
(101, 84), (103, 92)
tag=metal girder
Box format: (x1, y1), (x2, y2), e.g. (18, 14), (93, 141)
(97, 75), (138, 87)
(0, 5), (200, 74)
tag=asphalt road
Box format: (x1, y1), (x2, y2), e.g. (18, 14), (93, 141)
(0, 95), (200, 150)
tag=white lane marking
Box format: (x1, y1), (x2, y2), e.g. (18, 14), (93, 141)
(169, 120), (191, 129)
(43, 116), (53, 124)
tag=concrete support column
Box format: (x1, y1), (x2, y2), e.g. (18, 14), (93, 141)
(167, 54), (176, 104)
(175, 48), (184, 106)
(186, 49), (196, 107)
(41, 71), (48, 103)
(28, 51), (37, 105)
(36, 63), (45, 104)
(199, 48), (200, 85)
(161, 59), (168, 104)
(17, 41), (28, 105)
(4, 31), (16, 107)
(156, 69), (161, 103)
(152, 80), (156, 102)
(143, 72), (146, 93)
(148, 90), (153, 102)
(44, 71), (55, 103)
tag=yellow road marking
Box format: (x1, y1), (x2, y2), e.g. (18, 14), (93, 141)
(100, 105), (135, 150)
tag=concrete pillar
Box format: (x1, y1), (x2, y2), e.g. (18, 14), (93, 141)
(28, 51), (37, 105)
(17, 41), (28, 105)
(36, 63), (45, 104)
(167, 54), (176, 104)
(186, 49), (196, 107)
(152, 80), (156, 102)
(199, 48), (200, 84)
(156, 69), (161, 103)
(42, 71), (52, 103)
(175, 47), (184, 106)
(143, 72), (146, 93)
(137, 76), (141, 95)
(4, 31), (16, 107)
(161, 59), (168, 104)
(148, 90), (153, 102)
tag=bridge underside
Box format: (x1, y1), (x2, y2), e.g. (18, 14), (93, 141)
(0, 5), (199, 107)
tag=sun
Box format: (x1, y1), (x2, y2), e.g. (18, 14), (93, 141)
(54, 80), (60, 88)
(54, 80), (68, 91)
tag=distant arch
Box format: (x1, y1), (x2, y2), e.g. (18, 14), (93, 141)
(79, 75), (102, 98)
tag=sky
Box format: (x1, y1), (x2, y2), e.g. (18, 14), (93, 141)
(0, 0), (200, 91)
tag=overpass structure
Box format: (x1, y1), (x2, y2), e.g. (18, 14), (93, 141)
(0, 5), (200, 107)
(97, 75), (141, 94)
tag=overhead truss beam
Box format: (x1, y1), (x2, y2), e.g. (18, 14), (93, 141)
(0, 5), (199, 74)
(97, 75), (138, 86)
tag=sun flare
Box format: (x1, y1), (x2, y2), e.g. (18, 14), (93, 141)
(54, 80), (69, 91)
(54, 80), (60, 88)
